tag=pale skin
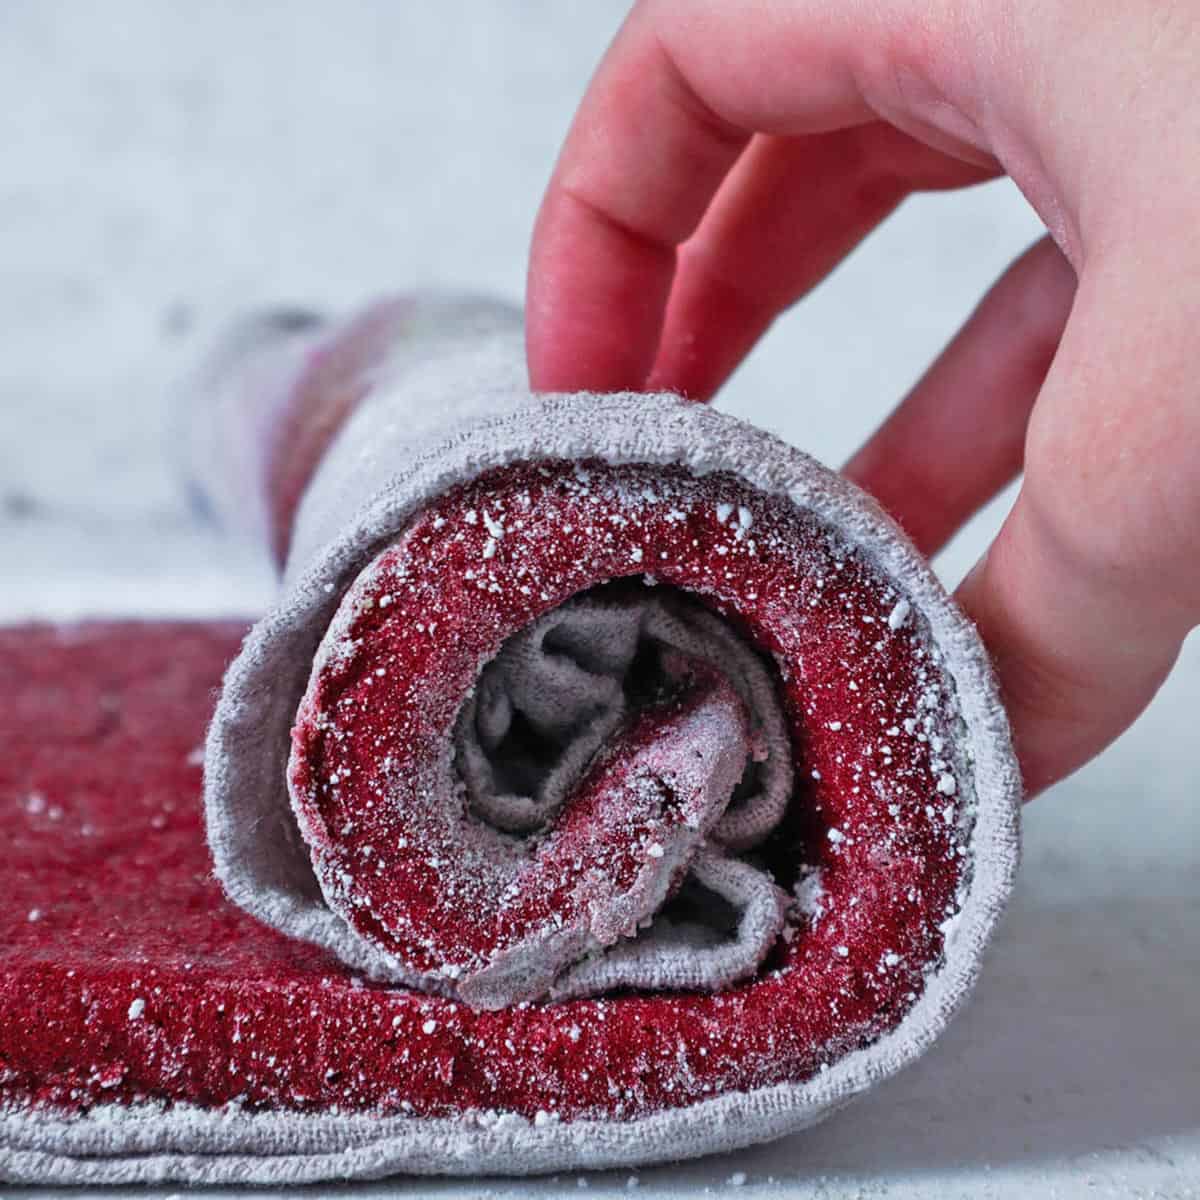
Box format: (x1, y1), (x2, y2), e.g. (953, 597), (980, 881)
(525, 0), (1200, 798)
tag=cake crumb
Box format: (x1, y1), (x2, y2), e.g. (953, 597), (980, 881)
(887, 599), (911, 630)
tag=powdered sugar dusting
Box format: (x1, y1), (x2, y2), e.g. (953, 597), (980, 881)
(276, 457), (977, 1118)
(1, 482), (979, 1140)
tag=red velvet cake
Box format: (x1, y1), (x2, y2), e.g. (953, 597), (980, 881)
(2, 465), (970, 1122)
(1, 298), (1019, 1184)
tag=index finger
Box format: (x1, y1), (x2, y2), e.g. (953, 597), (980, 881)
(525, 0), (880, 394)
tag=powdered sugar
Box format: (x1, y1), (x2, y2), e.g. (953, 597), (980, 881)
(887, 599), (912, 631)
(188, 313), (1019, 1177)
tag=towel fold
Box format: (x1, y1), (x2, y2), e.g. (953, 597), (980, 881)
(0, 295), (1020, 1184)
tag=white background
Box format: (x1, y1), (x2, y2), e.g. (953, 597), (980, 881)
(1, 2), (1196, 1197)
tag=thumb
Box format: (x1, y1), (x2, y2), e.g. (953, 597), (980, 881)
(955, 493), (1185, 799)
(953, 240), (1200, 800)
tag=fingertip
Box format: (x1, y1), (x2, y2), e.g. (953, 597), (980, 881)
(525, 185), (677, 395)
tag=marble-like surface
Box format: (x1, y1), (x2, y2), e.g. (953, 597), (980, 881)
(1, 3), (1196, 1197)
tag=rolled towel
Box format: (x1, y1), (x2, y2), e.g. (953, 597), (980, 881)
(200, 295), (1021, 1163)
(0, 295), (1020, 1184)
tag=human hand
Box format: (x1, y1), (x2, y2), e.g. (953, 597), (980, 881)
(525, 0), (1200, 797)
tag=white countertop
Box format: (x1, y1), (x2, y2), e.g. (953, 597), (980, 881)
(1, 3), (1196, 1196)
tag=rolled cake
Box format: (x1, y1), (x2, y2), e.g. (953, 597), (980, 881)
(0, 296), (1020, 1183)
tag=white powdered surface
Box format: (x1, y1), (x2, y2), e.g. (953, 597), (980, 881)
(0, 2), (1196, 1197)
(188, 320), (1018, 1178)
